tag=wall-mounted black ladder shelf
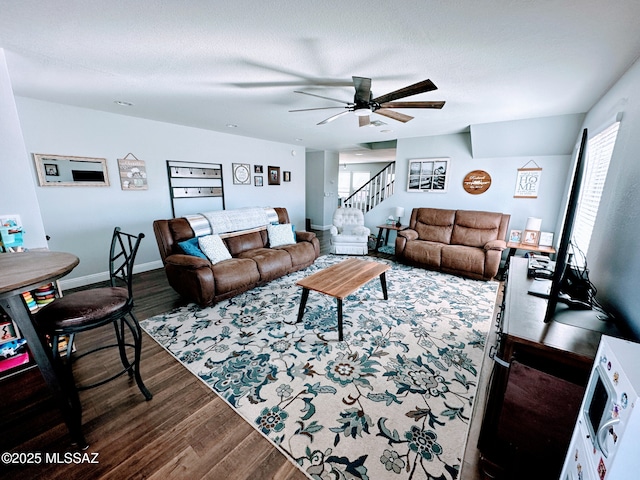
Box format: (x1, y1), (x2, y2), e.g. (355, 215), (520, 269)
(166, 160), (225, 218)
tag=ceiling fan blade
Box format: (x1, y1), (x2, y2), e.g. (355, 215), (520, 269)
(359, 115), (371, 127)
(375, 109), (414, 123)
(380, 101), (446, 109)
(294, 91), (351, 105)
(318, 110), (352, 125)
(289, 106), (347, 112)
(352, 76), (372, 103)
(372, 79), (438, 104)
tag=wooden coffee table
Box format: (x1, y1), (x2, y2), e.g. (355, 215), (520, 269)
(296, 258), (390, 340)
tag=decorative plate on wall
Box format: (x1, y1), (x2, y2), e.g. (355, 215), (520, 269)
(462, 170), (492, 194)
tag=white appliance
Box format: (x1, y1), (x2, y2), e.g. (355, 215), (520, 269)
(561, 335), (640, 480)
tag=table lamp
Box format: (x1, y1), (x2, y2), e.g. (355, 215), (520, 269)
(394, 207), (405, 227)
(524, 217), (542, 232)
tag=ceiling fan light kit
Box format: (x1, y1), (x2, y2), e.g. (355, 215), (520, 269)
(354, 108), (372, 117)
(290, 76), (445, 127)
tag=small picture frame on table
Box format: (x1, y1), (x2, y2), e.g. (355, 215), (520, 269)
(522, 230), (539, 246)
(509, 229), (522, 243)
(538, 231), (554, 247)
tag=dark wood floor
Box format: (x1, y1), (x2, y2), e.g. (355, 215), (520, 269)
(0, 230), (490, 479)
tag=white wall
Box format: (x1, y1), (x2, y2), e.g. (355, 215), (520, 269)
(363, 132), (573, 247)
(577, 56), (640, 339)
(0, 50), (47, 248)
(305, 149), (339, 229)
(305, 150), (325, 227)
(14, 97), (306, 287)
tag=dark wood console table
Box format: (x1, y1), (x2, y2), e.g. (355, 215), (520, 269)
(476, 257), (621, 479)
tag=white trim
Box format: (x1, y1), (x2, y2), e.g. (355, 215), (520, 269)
(310, 224), (333, 231)
(58, 260), (164, 290)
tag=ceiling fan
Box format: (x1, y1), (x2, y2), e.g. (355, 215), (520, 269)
(289, 76), (445, 127)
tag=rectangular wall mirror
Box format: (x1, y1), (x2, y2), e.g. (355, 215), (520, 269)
(33, 153), (110, 187)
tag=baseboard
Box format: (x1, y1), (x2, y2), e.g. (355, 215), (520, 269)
(310, 224), (332, 231)
(58, 260), (164, 290)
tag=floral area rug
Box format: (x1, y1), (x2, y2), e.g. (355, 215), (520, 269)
(141, 255), (499, 480)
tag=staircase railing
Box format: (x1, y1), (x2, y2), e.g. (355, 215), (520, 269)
(343, 161), (396, 212)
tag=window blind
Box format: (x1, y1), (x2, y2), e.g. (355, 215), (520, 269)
(572, 121), (620, 255)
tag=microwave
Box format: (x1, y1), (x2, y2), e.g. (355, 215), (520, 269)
(562, 336), (640, 480)
(583, 364), (619, 458)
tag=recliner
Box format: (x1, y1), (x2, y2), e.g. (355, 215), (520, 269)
(330, 207), (370, 255)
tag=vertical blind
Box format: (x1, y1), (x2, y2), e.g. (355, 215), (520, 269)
(572, 121), (620, 255)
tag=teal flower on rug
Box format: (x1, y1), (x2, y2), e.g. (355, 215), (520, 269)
(325, 352), (379, 388)
(201, 350), (277, 406)
(256, 405), (289, 435)
(141, 255), (499, 480)
(406, 426), (443, 461)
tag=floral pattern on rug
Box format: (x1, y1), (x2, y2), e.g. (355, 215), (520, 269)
(141, 255), (498, 480)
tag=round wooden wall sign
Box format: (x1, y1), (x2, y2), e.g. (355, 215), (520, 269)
(462, 170), (492, 194)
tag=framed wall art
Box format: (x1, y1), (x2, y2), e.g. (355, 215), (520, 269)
(514, 160), (542, 198)
(254, 176), (263, 187)
(268, 166), (280, 185)
(283, 171), (291, 182)
(118, 154), (148, 190)
(232, 163), (251, 185)
(407, 158), (449, 193)
(33, 153), (109, 187)
(254, 165), (263, 174)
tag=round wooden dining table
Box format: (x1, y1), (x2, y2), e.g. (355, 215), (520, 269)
(0, 250), (87, 448)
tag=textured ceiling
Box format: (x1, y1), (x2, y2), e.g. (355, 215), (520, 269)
(2, 0), (640, 153)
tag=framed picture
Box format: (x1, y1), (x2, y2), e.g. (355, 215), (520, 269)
(33, 153), (109, 187)
(407, 158), (450, 192)
(254, 165), (263, 174)
(268, 166), (280, 185)
(232, 163), (251, 184)
(514, 167), (542, 198)
(283, 171), (291, 182)
(254, 176), (263, 187)
(522, 230), (540, 246)
(509, 229), (523, 243)
(44, 164), (59, 176)
(538, 231), (554, 247)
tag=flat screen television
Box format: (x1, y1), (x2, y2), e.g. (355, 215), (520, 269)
(543, 128), (588, 323)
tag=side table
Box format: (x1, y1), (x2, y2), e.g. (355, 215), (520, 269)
(375, 224), (407, 252)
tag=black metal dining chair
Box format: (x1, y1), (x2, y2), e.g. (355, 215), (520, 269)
(34, 227), (152, 405)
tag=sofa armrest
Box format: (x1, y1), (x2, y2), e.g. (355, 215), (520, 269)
(295, 230), (316, 243)
(329, 226), (338, 236)
(398, 228), (419, 241)
(165, 253), (212, 270)
(484, 239), (507, 251)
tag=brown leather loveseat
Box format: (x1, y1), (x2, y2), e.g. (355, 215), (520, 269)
(395, 208), (510, 281)
(153, 207), (320, 307)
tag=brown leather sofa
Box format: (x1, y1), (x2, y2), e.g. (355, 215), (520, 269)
(153, 207), (320, 306)
(395, 208), (510, 281)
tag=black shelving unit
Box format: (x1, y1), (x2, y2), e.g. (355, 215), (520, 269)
(166, 160), (225, 218)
